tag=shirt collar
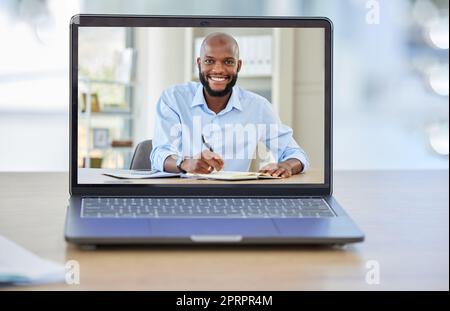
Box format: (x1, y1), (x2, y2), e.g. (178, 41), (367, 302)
(191, 83), (243, 113)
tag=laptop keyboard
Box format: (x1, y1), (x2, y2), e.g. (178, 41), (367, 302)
(81, 197), (335, 218)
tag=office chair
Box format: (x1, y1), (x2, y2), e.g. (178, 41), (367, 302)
(129, 139), (153, 170)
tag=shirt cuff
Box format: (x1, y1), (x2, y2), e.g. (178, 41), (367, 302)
(151, 149), (179, 172)
(280, 153), (310, 173)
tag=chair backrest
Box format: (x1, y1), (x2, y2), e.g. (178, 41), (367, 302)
(129, 139), (153, 170)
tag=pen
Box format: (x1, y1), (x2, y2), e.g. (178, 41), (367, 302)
(201, 134), (214, 152)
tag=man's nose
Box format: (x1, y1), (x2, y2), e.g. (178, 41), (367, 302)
(211, 61), (225, 73)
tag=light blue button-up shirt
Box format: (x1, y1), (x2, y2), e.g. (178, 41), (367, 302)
(150, 82), (309, 173)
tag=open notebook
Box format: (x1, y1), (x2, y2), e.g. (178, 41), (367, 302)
(103, 169), (180, 179)
(185, 171), (281, 181)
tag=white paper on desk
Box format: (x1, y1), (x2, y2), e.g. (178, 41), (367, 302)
(0, 235), (65, 285)
(182, 171), (281, 181)
(103, 170), (181, 179)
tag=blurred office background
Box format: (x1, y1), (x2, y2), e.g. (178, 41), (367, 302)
(0, 0), (448, 171)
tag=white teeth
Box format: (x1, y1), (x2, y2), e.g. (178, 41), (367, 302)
(210, 76), (226, 82)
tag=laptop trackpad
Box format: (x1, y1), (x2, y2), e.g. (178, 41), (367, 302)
(149, 219), (278, 237)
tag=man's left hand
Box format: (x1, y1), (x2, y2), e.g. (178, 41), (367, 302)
(259, 162), (293, 178)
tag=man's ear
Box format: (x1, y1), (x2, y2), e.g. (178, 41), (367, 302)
(237, 59), (242, 73)
(196, 57), (201, 65)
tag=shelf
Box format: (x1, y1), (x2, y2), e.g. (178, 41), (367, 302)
(79, 77), (134, 87)
(79, 110), (133, 118)
(78, 28), (136, 170)
(78, 77), (135, 169)
(91, 146), (134, 151)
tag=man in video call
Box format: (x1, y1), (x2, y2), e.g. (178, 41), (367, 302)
(150, 32), (309, 178)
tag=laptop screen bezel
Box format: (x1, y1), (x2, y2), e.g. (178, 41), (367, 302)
(70, 14), (333, 196)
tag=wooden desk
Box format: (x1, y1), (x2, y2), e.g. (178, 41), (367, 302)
(78, 168), (324, 184)
(0, 171), (448, 290)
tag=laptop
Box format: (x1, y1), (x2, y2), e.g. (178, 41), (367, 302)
(65, 14), (364, 245)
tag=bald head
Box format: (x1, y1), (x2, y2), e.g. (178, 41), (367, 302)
(196, 32), (242, 98)
(200, 32), (240, 59)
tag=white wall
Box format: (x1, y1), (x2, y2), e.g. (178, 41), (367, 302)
(0, 113), (68, 171)
(292, 28), (325, 172)
(133, 28), (186, 145)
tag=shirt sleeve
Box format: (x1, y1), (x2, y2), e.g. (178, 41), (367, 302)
(259, 100), (310, 173)
(149, 93), (183, 172)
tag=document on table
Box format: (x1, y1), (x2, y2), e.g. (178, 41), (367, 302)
(184, 171), (281, 181)
(0, 235), (65, 285)
(103, 169), (181, 179)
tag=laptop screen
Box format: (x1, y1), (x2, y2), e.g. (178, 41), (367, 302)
(74, 18), (329, 189)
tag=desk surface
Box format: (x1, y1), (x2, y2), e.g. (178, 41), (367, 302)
(0, 170), (448, 290)
(77, 168), (324, 184)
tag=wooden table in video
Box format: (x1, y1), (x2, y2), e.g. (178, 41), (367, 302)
(77, 168), (324, 184)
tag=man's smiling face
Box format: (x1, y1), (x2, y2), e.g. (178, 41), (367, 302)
(197, 34), (242, 97)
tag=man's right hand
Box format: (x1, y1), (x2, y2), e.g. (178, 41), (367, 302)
(180, 150), (224, 174)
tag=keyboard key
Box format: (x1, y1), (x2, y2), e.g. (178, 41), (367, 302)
(81, 197), (335, 218)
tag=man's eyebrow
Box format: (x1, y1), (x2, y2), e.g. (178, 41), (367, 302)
(204, 55), (236, 60)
